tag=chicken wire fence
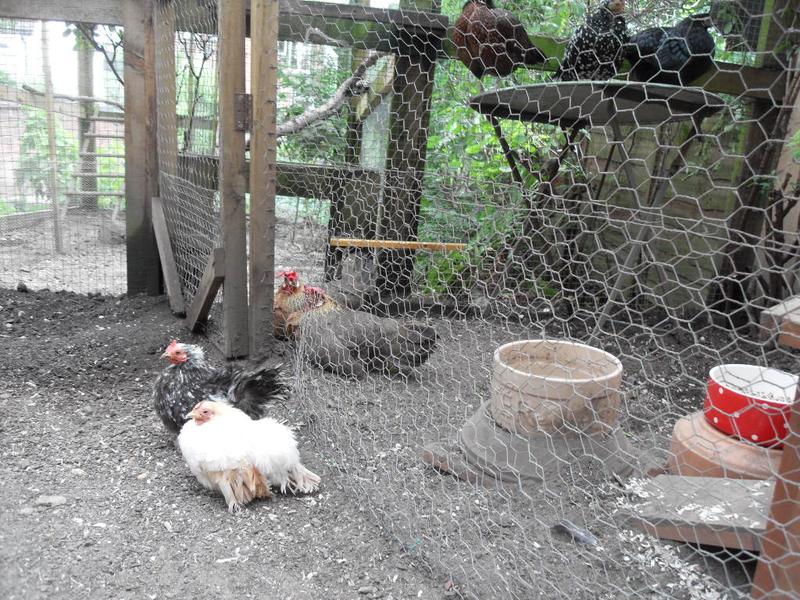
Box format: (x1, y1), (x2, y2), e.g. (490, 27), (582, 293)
(150, 0), (799, 598)
(0, 19), (126, 295)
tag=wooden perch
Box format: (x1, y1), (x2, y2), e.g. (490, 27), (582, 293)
(21, 84), (124, 111)
(277, 52), (380, 137)
(330, 238), (466, 252)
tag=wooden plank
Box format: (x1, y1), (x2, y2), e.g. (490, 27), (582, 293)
(154, 0), (179, 178)
(217, 0), (250, 358)
(0, 0), (124, 25)
(330, 238), (465, 252)
(760, 296), (800, 339)
(625, 475), (775, 552)
(124, 0), (161, 295)
(248, 0), (279, 357)
(151, 196), (186, 316)
(176, 154), (382, 200)
(40, 21), (63, 255)
(752, 390), (800, 598)
(185, 248), (225, 332)
(778, 312), (800, 350)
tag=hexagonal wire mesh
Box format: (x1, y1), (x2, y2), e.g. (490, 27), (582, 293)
(155, 0), (799, 598)
(0, 19), (126, 294)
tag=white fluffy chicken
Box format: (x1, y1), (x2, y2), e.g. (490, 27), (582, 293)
(178, 401), (320, 513)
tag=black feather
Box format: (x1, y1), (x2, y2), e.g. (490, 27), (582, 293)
(153, 344), (288, 433)
(626, 14), (716, 85)
(556, 2), (629, 81)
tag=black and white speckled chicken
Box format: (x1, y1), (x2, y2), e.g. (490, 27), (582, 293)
(153, 340), (288, 433)
(555, 0), (628, 81)
(453, 0), (545, 80)
(625, 13), (716, 86)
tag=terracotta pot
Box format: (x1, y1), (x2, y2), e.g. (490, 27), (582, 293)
(669, 411), (783, 480)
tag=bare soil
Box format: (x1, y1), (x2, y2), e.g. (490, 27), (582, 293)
(0, 288), (442, 600)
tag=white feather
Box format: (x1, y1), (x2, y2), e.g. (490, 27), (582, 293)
(177, 402), (320, 503)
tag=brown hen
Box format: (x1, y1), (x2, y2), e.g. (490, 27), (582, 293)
(453, 0), (545, 80)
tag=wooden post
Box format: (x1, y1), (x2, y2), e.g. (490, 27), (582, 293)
(218, 0), (249, 358)
(248, 0), (279, 357)
(154, 0), (178, 178)
(124, 0), (160, 295)
(752, 386), (800, 598)
(77, 28), (97, 210)
(324, 2), (370, 283)
(40, 21), (63, 254)
(376, 0), (439, 296)
(708, 0), (796, 324)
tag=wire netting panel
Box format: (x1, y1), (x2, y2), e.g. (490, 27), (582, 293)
(0, 20), (126, 294)
(157, 0), (798, 597)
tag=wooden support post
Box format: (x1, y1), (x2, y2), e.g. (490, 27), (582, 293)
(218, 0), (250, 358)
(151, 197), (185, 315)
(185, 248), (225, 332)
(752, 387), (800, 598)
(40, 21), (63, 254)
(154, 0), (178, 179)
(248, 0), (279, 357)
(376, 0), (439, 296)
(77, 29), (97, 210)
(124, 0), (160, 295)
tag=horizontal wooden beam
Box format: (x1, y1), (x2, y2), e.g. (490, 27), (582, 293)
(177, 153), (382, 201)
(0, 0), (124, 25)
(185, 247), (225, 332)
(330, 238), (465, 252)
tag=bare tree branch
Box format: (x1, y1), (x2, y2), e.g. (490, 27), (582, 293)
(74, 23), (124, 86)
(277, 52), (380, 138)
(21, 84), (124, 111)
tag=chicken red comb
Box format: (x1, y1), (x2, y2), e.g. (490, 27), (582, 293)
(166, 339), (181, 352)
(278, 270), (298, 281)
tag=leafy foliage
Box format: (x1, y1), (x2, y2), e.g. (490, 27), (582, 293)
(14, 109), (79, 210)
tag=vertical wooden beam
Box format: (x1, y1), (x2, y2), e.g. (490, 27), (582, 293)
(218, 0), (250, 358)
(752, 387), (800, 598)
(708, 0), (795, 323)
(124, 0), (160, 295)
(248, 0), (279, 357)
(376, 0), (439, 296)
(154, 0), (178, 178)
(77, 29), (97, 210)
(325, 13), (370, 283)
(40, 21), (63, 254)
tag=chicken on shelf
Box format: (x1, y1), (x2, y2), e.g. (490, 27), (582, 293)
(274, 270), (437, 378)
(555, 0), (628, 81)
(153, 340), (288, 434)
(624, 14), (716, 86)
(178, 401), (320, 513)
(453, 0), (545, 81)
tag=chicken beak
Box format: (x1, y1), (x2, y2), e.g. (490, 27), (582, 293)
(185, 409), (199, 421)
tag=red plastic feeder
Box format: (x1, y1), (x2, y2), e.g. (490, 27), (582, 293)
(704, 364), (798, 448)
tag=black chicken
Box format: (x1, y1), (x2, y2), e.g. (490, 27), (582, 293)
(625, 14), (716, 86)
(153, 340), (288, 433)
(453, 0), (545, 80)
(555, 0), (628, 81)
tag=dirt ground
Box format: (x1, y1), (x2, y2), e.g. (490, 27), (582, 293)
(2, 283), (794, 599)
(1, 213), (798, 599)
(0, 288), (442, 600)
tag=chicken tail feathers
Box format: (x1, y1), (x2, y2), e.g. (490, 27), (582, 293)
(229, 359), (290, 418)
(287, 464), (321, 495)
